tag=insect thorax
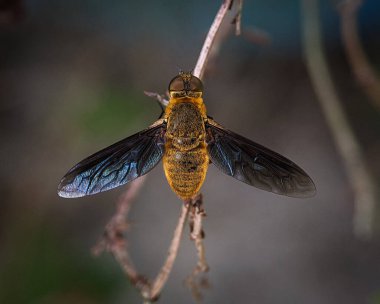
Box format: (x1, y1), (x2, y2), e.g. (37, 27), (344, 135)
(165, 101), (205, 150)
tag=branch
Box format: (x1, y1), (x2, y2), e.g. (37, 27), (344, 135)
(338, 0), (380, 110)
(144, 91), (169, 107)
(301, 0), (376, 239)
(149, 203), (190, 301)
(93, 183), (190, 302)
(185, 194), (210, 302)
(145, 0), (234, 107)
(92, 176), (149, 293)
(193, 0), (233, 79)
(94, 1), (241, 302)
(189, 196), (208, 274)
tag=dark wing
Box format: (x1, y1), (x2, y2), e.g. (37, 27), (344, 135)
(58, 121), (166, 198)
(205, 119), (316, 198)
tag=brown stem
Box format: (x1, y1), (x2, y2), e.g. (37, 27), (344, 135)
(144, 91), (169, 107)
(193, 0), (233, 79)
(146, 0), (235, 105)
(92, 176), (150, 293)
(185, 194), (210, 302)
(189, 195), (209, 273)
(149, 204), (190, 300)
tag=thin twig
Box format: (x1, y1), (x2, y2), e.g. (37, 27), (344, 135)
(193, 0), (233, 79)
(189, 195), (208, 274)
(185, 194), (210, 302)
(146, 0), (234, 106)
(301, 0), (376, 239)
(92, 176), (150, 291)
(144, 91), (169, 107)
(338, 0), (380, 110)
(149, 203), (190, 301)
(93, 183), (190, 302)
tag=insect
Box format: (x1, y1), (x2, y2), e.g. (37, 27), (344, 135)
(58, 72), (316, 200)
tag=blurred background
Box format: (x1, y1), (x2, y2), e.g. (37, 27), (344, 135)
(1, 0), (380, 303)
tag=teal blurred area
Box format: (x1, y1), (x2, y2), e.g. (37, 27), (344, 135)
(1, 0), (380, 303)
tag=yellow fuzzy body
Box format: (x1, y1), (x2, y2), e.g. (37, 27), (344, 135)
(163, 96), (209, 200)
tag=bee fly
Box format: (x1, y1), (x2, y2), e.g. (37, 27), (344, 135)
(58, 72), (316, 200)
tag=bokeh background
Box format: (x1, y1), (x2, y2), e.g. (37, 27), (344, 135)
(1, 0), (380, 303)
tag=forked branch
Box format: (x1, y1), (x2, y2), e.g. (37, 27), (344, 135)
(94, 0), (238, 302)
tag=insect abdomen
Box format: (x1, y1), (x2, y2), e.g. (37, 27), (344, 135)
(163, 142), (209, 200)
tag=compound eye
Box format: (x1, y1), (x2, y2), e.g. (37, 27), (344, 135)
(168, 76), (185, 92)
(190, 76), (203, 92)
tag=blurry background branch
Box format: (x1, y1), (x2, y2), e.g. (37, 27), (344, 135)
(338, 0), (380, 111)
(232, 0), (243, 35)
(301, 0), (376, 239)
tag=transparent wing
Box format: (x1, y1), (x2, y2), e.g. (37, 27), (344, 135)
(205, 119), (316, 198)
(58, 122), (166, 198)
